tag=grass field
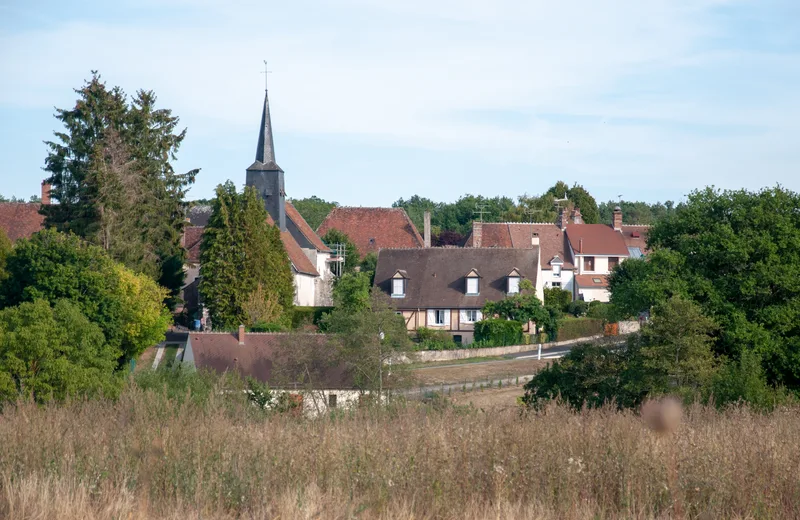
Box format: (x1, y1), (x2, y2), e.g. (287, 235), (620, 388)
(1, 373), (799, 519)
(412, 357), (549, 386)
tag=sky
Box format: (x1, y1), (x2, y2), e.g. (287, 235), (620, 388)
(1, 0), (799, 207)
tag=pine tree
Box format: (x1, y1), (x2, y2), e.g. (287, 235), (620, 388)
(199, 182), (294, 330)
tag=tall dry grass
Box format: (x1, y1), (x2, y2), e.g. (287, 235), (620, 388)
(1, 381), (799, 519)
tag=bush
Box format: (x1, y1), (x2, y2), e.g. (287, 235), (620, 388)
(291, 306), (333, 330)
(558, 318), (604, 341)
(566, 300), (589, 317)
(709, 350), (790, 411)
(249, 322), (286, 332)
(586, 301), (614, 322)
(474, 319), (523, 346)
(416, 327), (456, 351)
(544, 287), (572, 310)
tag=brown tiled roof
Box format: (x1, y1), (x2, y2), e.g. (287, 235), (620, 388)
(464, 223), (574, 270)
(565, 224), (629, 256)
(620, 225), (650, 253)
(317, 207), (423, 256)
(0, 203), (44, 241)
(574, 274), (609, 288)
(285, 201), (331, 253)
(184, 226), (204, 264)
(186, 332), (355, 389)
(374, 247), (540, 309)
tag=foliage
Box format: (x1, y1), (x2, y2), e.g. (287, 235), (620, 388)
(598, 199), (675, 225)
(522, 343), (644, 410)
(546, 182), (600, 224)
(709, 350), (789, 411)
(566, 300), (589, 317)
(393, 194), (516, 236)
(331, 272), (371, 313)
(543, 287), (571, 310)
(0, 229), (10, 284)
(199, 182), (294, 330)
(245, 377), (274, 409)
(482, 284), (558, 337)
(322, 293), (413, 393)
(321, 229), (359, 273)
(242, 283), (284, 328)
(132, 366), (222, 406)
(432, 230), (466, 247)
(358, 252), (378, 284)
(611, 186), (800, 389)
(0, 299), (123, 404)
(0, 229), (169, 366)
(557, 318), (605, 341)
(42, 73), (198, 309)
(415, 327), (456, 351)
(473, 319), (523, 346)
(290, 196), (337, 231)
(586, 301), (614, 322)
(291, 306), (333, 330)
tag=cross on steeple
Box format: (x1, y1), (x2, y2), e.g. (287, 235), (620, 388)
(261, 60), (272, 91)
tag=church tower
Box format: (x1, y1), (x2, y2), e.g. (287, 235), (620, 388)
(246, 84), (286, 231)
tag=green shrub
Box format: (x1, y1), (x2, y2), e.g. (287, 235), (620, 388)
(474, 319), (523, 346)
(557, 318), (604, 341)
(586, 301), (614, 322)
(291, 306), (334, 330)
(249, 322), (286, 332)
(416, 327), (456, 351)
(566, 300), (589, 317)
(544, 287), (572, 310)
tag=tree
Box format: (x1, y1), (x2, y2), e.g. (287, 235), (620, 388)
(323, 293), (413, 395)
(482, 280), (559, 338)
(545, 182), (599, 224)
(0, 228), (10, 284)
(42, 73), (198, 309)
(359, 252), (378, 285)
(0, 299), (124, 404)
(0, 229), (170, 366)
(321, 229), (359, 274)
(331, 272), (371, 313)
(199, 182), (294, 330)
(242, 284), (284, 328)
(608, 249), (689, 319)
(291, 196), (338, 231)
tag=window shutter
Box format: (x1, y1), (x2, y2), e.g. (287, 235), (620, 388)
(443, 310), (451, 327)
(427, 309), (436, 325)
(476, 310), (483, 321)
(459, 310), (468, 323)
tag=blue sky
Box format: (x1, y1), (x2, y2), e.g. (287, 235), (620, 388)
(1, 0), (799, 207)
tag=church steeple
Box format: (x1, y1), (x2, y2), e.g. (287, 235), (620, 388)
(246, 66), (286, 231)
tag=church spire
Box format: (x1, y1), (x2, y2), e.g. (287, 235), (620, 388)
(254, 88), (278, 167)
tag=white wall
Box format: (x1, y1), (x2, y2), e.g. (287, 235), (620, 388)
(294, 272), (316, 306)
(540, 268), (575, 294)
(578, 287), (610, 303)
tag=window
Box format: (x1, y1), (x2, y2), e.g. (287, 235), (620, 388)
(466, 277), (479, 295)
(465, 310), (478, 322)
(553, 265), (561, 277)
(608, 257), (619, 270)
(551, 282), (561, 288)
(328, 393), (337, 409)
(453, 335), (463, 344)
(434, 310), (446, 325)
(391, 278), (405, 297)
(592, 278), (603, 284)
(507, 276), (520, 294)
(583, 256), (595, 271)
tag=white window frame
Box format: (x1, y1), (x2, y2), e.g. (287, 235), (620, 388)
(434, 310), (446, 326)
(466, 277), (479, 295)
(391, 278), (405, 297)
(507, 276), (520, 294)
(551, 281), (561, 288)
(465, 310), (478, 323)
(553, 265), (561, 277)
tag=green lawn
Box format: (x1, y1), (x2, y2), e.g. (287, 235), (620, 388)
(159, 346), (180, 369)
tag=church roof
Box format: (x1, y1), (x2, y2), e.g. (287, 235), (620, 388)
(285, 201), (331, 253)
(248, 89), (282, 172)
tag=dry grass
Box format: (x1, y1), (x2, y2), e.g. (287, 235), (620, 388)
(412, 358), (549, 386)
(1, 381), (800, 519)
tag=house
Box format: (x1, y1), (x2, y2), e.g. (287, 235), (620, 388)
(181, 327), (359, 417)
(181, 85), (334, 311)
(373, 247), (542, 344)
(0, 182), (48, 242)
(316, 207), (424, 257)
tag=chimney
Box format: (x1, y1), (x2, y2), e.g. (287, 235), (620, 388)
(579, 238), (583, 254)
(557, 208), (568, 230)
(238, 324), (245, 345)
(423, 210), (431, 248)
(612, 206), (623, 231)
(472, 220), (482, 248)
(41, 182), (51, 205)
(571, 207), (583, 225)
(531, 231), (540, 247)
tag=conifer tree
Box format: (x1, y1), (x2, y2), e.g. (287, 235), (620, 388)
(199, 182), (294, 330)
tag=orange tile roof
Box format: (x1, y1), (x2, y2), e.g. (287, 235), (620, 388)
(574, 274), (609, 288)
(620, 225), (650, 253)
(285, 201), (331, 253)
(0, 203), (45, 241)
(463, 222), (574, 270)
(317, 207), (423, 256)
(565, 224), (629, 256)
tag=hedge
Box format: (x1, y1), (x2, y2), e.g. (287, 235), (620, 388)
(291, 306), (334, 330)
(557, 318), (604, 341)
(474, 319), (524, 346)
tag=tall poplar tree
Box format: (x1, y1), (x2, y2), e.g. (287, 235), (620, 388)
(199, 182), (294, 330)
(42, 72), (198, 308)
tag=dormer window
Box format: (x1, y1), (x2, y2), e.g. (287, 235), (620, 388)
(391, 270), (408, 297)
(550, 255), (564, 277)
(507, 268), (521, 294)
(465, 269), (481, 295)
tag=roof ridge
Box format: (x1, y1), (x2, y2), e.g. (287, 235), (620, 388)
(333, 206), (405, 211)
(397, 207), (424, 247)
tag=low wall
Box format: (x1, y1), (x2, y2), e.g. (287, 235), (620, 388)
(408, 334), (604, 363)
(618, 320), (641, 334)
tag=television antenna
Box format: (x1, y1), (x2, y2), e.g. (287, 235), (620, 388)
(553, 192), (568, 209)
(474, 203), (489, 223)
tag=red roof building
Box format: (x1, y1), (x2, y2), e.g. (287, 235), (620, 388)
(316, 207), (423, 256)
(0, 203), (45, 242)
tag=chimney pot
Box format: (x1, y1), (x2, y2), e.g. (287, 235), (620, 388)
(613, 206), (623, 231)
(41, 182), (51, 205)
(238, 324), (245, 345)
(423, 210), (431, 248)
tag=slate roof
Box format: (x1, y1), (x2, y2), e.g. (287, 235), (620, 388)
(574, 274), (609, 288)
(0, 203), (45, 242)
(286, 201), (331, 253)
(565, 224), (629, 256)
(317, 207), (424, 256)
(464, 222), (575, 270)
(374, 247), (540, 309)
(186, 332), (355, 389)
(187, 205), (212, 226)
(184, 226), (204, 264)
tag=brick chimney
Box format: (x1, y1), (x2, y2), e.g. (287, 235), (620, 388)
(472, 220), (482, 248)
(557, 208), (568, 230)
(571, 207), (583, 225)
(612, 206), (623, 231)
(41, 182), (51, 205)
(423, 210), (431, 248)
(238, 324), (245, 345)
